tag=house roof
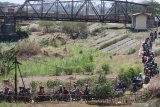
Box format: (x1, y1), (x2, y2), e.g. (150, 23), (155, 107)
(131, 13), (152, 16)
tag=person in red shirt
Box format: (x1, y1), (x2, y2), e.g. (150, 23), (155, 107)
(38, 86), (45, 95)
(63, 87), (68, 94)
(62, 87), (69, 101)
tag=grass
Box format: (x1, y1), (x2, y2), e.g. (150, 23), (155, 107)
(0, 41), (142, 79)
(126, 47), (138, 55)
(0, 101), (148, 107)
(0, 23), (148, 79)
(18, 44), (96, 76)
(128, 30), (149, 40)
(155, 40), (160, 46)
(154, 48), (160, 57)
(0, 102), (25, 107)
(98, 34), (128, 50)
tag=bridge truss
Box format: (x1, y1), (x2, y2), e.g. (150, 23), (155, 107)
(0, 0), (153, 23)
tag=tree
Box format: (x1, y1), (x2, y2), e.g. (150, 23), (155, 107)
(144, 1), (160, 16)
(0, 48), (17, 76)
(38, 21), (55, 33)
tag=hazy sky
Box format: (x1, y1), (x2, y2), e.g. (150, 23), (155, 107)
(0, 0), (160, 4)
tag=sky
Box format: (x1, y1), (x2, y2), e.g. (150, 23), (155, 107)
(0, 0), (160, 4)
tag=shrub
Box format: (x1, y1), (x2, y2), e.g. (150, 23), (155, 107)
(52, 79), (63, 86)
(118, 65), (142, 88)
(98, 73), (107, 84)
(94, 83), (112, 99)
(39, 36), (66, 47)
(30, 81), (38, 88)
(84, 63), (94, 73)
(16, 40), (41, 57)
(61, 22), (88, 39)
(92, 74), (113, 99)
(54, 66), (62, 76)
(47, 79), (63, 88)
(77, 77), (96, 86)
(101, 64), (110, 74)
(16, 27), (29, 39)
(74, 66), (84, 73)
(127, 47), (137, 55)
(47, 80), (55, 88)
(63, 67), (74, 75)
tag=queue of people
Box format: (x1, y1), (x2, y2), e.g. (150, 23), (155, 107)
(142, 31), (159, 84)
(131, 31), (160, 93)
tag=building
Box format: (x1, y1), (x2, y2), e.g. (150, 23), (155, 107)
(131, 13), (152, 30)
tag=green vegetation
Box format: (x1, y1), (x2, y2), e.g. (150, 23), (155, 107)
(99, 34), (128, 49)
(0, 102), (24, 107)
(39, 35), (66, 47)
(0, 48), (17, 76)
(101, 63), (110, 74)
(20, 53), (94, 76)
(38, 21), (55, 33)
(62, 22), (88, 39)
(118, 65), (142, 88)
(94, 74), (113, 98)
(154, 48), (160, 57)
(127, 47), (137, 55)
(146, 1), (160, 16)
(16, 28), (29, 39)
(77, 77), (96, 86)
(30, 81), (38, 88)
(46, 79), (63, 88)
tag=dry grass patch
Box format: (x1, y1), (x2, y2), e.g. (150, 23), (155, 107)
(16, 40), (41, 57)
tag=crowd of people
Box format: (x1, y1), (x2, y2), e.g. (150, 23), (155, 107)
(131, 31), (159, 92)
(142, 31), (159, 83)
(0, 82), (91, 102)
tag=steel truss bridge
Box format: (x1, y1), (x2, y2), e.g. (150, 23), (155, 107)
(0, 0), (153, 23)
(0, 0), (156, 41)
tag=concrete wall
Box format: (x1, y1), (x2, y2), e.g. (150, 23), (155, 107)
(135, 14), (147, 30)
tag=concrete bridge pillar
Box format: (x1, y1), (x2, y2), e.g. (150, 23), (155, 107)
(0, 16), (18, 41)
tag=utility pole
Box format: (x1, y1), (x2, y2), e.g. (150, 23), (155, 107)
(14, 57), (18, 102)
(13, 57), (23, 102)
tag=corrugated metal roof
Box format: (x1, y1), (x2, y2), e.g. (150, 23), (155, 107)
(131, 13), (152, 16)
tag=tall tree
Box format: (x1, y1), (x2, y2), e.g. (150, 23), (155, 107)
(145, 1), (160, 16)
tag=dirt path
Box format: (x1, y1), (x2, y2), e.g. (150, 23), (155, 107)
(18, 74), (117, 87)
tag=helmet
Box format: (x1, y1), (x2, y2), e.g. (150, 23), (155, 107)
(40, 86), (44, 89)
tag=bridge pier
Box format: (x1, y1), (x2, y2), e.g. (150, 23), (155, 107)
(0, 16), (18, 42)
